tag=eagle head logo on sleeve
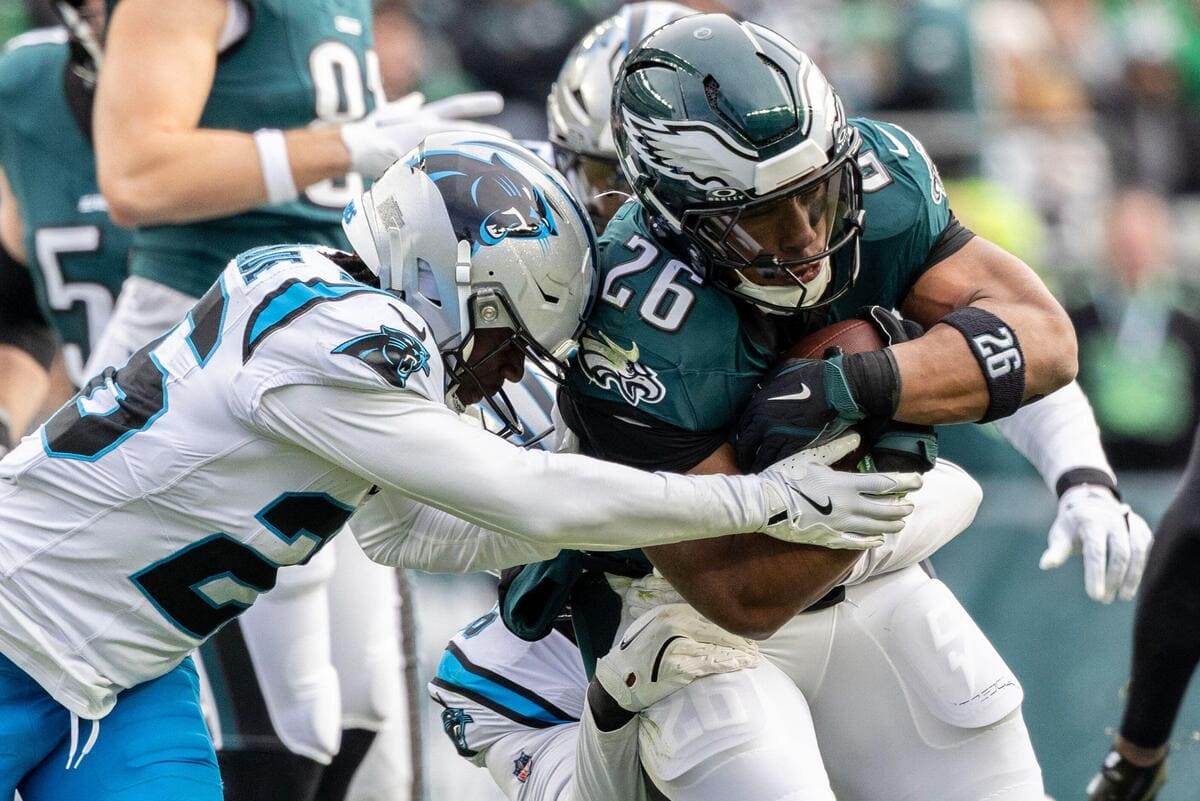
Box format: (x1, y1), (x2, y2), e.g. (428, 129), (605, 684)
(418, 149), (559, 255)
(332, 325), (431, 389)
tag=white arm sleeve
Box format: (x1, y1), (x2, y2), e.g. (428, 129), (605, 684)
(256, 383), (769, 558)
(993, 381), (1115, 492)
(843, 459), (982, 585)
(347, 489), (563, 571)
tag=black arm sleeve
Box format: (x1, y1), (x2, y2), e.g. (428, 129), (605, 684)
(0, 240), (56, 369)
(557, 387), (729, 473)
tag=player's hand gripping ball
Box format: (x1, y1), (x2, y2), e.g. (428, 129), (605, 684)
(735, 308), (937, 473)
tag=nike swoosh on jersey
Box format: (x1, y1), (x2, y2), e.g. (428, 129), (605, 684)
(877, 124), (910, 157)
(794, 485), (833, 516)
(769, 385), (812, 402)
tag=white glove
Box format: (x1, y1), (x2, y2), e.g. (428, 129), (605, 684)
(757, 433), (921, 549)
(340, 91), (511, 178)
(594, 603), (761, 712)
(1039, 484), (1154, 603)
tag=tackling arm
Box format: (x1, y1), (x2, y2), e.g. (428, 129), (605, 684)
(645, 442), (863, 640)
(646, 445), (980, 639)
(895, 236), (1078, 423)
(256, 383), (776, 555)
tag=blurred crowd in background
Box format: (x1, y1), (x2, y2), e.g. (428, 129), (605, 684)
(6, 0), (1196, 471)
(2, 1), (1199, 797)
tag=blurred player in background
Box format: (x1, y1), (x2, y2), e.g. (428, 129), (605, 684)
(1086, 425), (1200, 800)
(88, 1), (506, 798)
(0, 0), (126, 453)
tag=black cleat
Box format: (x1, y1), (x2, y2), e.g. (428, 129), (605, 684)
(1086, 748), (1166, 801)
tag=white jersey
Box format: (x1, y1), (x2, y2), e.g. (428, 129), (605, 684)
(0, 245), (441, 719)
(0, 244), (776, 720)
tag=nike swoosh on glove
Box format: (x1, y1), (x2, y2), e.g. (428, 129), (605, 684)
(1040, 484), (1154, 603)
(756, 432), (921, 549)
(594, 603), (760, 712)
(340, 91), (511, 178)
(735, 354), (865, 473)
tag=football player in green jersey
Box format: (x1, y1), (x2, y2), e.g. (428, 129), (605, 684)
(489, 12), (1156, 800)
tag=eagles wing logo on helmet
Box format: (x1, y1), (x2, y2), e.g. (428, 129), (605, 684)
(620, 108), (760, 192)
(419, 151), (559, 255)
(332, 324), (431, 389)
(579, 330), (666, 406)
(440, 706), (476, 758)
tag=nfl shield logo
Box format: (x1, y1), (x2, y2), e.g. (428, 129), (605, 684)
(512, 751), (533, 783)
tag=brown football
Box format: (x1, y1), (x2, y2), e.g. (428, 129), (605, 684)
(783, 318), (886, 469)
(787, 318), (886, 360)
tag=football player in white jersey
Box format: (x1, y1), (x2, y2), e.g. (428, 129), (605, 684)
(426, 7), (1157, 801)
(0, 135), (921, 801)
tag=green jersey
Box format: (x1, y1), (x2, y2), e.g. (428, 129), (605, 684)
(507, 117), (972, 666)
(0, 30), (131, 385)
(568, 117), (960, 461)
(111, 0), (383, 298)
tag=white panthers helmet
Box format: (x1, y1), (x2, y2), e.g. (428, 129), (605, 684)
(342, 132), (597, 423)
(547, 1), (694, 228)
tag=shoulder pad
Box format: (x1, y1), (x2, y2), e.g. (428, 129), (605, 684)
(853, 117), (949, 242)
(228, 245), (444, 410)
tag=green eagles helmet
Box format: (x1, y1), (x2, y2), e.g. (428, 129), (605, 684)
(612, 13), (865, 313)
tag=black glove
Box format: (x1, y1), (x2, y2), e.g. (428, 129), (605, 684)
(734, 353), (867, 473)
(859, 304), (924, 345)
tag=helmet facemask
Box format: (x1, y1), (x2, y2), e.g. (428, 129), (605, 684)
(684, 140), (865, 314)
(52, 0), (104, 87)
(552, 147), (630, 233)
(442, 284), (579, 441)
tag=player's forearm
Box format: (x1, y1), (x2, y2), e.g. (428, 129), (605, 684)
(647, 536), (856, 639)
(890, 297), (1077, 424)
(645, 443), (858, 638)
(350, 491), (562, 571)
(0, 347), (50, 445)
(259, 384), (771, 555)
(992, 381), (1114, 492)
(96, 127), (351, 227)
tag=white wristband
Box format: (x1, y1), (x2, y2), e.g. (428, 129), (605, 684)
(253, 128), (299, 205)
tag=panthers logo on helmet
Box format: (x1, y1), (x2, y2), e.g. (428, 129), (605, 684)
(440, 706), (476, 758)
(578, 329), (666, 406)
(418, 150), (559, 255)
(332, 324), (431, 389)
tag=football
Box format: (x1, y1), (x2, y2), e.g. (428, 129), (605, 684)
(787, 318), (886, 360)
(784, 318), (886, 469)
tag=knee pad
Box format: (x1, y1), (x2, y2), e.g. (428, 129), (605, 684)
(639, 665), (833, 801)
